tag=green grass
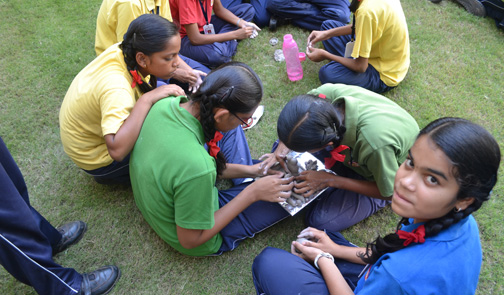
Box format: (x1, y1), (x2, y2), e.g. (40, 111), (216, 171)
(0, 0), (503, 294)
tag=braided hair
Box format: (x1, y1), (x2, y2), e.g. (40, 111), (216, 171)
(119, 14), (179, 93)
(190, 62), (263, 175)
(277, 95), (346, 152)
(360, 117), (501, 264)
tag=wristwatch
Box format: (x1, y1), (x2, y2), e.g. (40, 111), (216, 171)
(314, 252), (334, 269)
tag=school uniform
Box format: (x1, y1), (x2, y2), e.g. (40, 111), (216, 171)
(319, 0), (410, 93)
(304, 84), (418, 232)
(130, 96), (289, 256)
(95, 0), (173, 56)
(267, 0), (350, 31)
(170, 0), (254, 68)
(0, 137), (82, 295)
(94, 0), (210, 88)
(252, 216), (482, 295)
(60, 44), (141, 183)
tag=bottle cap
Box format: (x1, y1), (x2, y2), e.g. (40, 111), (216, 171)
(283, 34), (293, 41)
(298, 52), (306, 61)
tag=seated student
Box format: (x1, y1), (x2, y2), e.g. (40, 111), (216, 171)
(170, 0), (261, 68)
(306, 0), (410, 93)
(130, 62), (293, 256)
(430, 0), (504, 29)
(0, 137), (120, 295)
(94, 0), (209, 93)
(253, 117), (501, 295)
(429, 0), (486, 17)
(219, 0), (271, 28)
(267, 0), (351, 31)
(260, 84), (419, 232)
(60, 14), (185, 185)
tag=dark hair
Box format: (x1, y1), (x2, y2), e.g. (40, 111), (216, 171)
(360, 117), (501, 264)
(190, 62), (263, 175)
(277, 95), (346, 152)
(349, 0), (361, 13)
(119, 14), (179, 93)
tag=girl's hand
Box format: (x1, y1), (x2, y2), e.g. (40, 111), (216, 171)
(290, 240), (323, 263)
(306, 46), (329, 62)
(248, 174), (294, 203)
(251, 159), (284, 177)
(171, 68), (198, 84)
(296, 227), (337, 255)
(307, 30), (328, 46)
(235, 26), (254, 40)
(294, 170), (332, 197)
(258, 142), (291, 175)
(143, 84), (185, 105)
(242, 21), (260, 38)
(188, 70), (207, 93)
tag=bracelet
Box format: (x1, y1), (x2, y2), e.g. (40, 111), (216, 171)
(237, 18), (242, 26)
(314, 252), (334, 269)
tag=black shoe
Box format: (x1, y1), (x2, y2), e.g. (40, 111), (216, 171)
(80, 265), (120, 295)
(269, 16), (278, 31)
(53, 221), (87, 255)
(429, 0), (442, 3)
(456, 0), (486, 17)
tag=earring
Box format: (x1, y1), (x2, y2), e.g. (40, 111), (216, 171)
(454, 207), (462, 212)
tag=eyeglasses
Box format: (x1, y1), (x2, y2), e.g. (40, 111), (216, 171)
(230, 112), (253, 128)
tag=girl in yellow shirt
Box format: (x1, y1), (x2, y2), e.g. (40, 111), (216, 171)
(60, 14), (185, 184)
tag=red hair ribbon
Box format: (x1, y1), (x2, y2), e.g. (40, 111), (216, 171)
(324, 145), (349, 169)
(207, 131), (223, 158)
(129, 70), (144, 88)
(318, 93), (327, 99)
(397, 224), (426, 246)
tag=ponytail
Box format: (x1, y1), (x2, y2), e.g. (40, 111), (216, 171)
(119, 14), (179, 93)
(190, 62), (263, 175)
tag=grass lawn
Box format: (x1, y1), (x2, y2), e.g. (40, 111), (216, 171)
(0, 0), (503, 294)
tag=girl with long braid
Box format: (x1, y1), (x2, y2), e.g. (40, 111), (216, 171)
(60, 14), (185, 184)
(130, 62), (293, 256)
(252, 117), (501, 295)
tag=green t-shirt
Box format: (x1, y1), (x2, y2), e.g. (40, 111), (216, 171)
(130, 96), (222, 256)
(308, 84), (419, 197)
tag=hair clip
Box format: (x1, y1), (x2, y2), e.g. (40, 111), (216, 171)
(219, 86), (234, 104)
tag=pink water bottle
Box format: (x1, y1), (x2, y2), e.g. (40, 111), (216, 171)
(282, 34), (303, 81)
